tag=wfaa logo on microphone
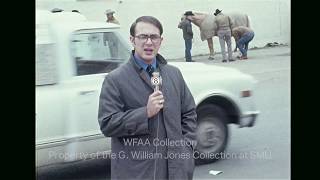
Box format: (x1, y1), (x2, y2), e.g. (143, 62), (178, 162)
(151, 72), (162, 90)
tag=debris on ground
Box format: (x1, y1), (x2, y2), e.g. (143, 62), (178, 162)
(265, 42), (284, 47)
(209, 170), (223, 175)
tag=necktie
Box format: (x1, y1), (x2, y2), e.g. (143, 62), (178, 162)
(146, 65), (154, 77)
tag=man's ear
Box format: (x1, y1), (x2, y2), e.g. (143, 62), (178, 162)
(130, 36), (135, 45)
(159, 37), (163, 46)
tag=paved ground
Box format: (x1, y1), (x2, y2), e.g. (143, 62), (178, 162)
(193, 45), (291, 180)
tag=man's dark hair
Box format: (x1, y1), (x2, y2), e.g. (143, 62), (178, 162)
(130, 16), (163, 36)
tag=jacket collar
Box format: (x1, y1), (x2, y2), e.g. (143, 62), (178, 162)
(128, 50), (167, 89)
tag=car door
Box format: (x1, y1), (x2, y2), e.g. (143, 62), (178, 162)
(62, 29), (130, 159)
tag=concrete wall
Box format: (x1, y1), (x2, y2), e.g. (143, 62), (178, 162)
(36, 0), (290, 59)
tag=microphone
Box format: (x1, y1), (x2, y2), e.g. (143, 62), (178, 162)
(151, 71), (162, 180)
(151, 72), (162, 92)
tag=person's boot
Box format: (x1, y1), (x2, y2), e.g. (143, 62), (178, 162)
(239, 55), (248, 60)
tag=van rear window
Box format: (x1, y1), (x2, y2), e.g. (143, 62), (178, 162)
(36, 43), (58, 86)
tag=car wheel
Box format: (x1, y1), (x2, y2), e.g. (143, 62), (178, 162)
(195, 104), (229, 165)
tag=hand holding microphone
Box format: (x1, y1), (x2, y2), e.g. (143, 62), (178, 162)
(147, 72), (164, 118)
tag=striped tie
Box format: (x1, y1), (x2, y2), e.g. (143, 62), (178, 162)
(146, 64), (154, 77)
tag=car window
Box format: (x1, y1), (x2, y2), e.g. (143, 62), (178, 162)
(36, 43), (58, 85)
(70, 31), (130, 76)
(36, 22), (59, 86)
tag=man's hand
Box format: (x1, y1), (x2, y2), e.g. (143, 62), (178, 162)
(147, 90), (164, 118)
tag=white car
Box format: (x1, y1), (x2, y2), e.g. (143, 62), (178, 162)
(36, 9), (259, 168)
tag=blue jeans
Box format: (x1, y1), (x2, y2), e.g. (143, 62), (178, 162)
(184, 39), (192, 61)
(237, 32), (254, 56)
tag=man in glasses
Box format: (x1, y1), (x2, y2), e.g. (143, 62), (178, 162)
(178, 11), (195, 62)
(98, 16), (197, 180)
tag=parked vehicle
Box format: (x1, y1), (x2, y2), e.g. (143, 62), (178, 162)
(36, 9), (259, 167)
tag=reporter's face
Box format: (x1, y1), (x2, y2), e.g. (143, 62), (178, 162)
(130, 22), (163, 63)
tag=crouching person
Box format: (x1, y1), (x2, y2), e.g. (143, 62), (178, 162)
(232, 26), (255, 60)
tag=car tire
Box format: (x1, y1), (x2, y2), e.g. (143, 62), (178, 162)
(195, 104), (229, 165)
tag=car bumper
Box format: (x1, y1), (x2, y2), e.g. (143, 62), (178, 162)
(238, 111), (259, 128)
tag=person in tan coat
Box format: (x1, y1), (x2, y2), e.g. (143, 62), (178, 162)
(214, 9), (234, 62)
(105, 9), (120, 25)
(232, 26), (254, 60)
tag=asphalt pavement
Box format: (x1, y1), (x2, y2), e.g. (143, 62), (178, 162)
(192, 45), (291, 180)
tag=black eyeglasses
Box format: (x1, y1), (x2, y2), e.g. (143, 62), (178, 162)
(134, 34), (161, 44)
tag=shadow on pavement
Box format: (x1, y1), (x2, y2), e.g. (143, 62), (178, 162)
(36, 158), (111, 180)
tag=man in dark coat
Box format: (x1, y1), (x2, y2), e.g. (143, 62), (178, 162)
(98, 16), (197, 180)
(178, 11), (195, 62)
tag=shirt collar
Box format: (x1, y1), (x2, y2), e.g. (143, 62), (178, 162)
(134, 53), (157, 71)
